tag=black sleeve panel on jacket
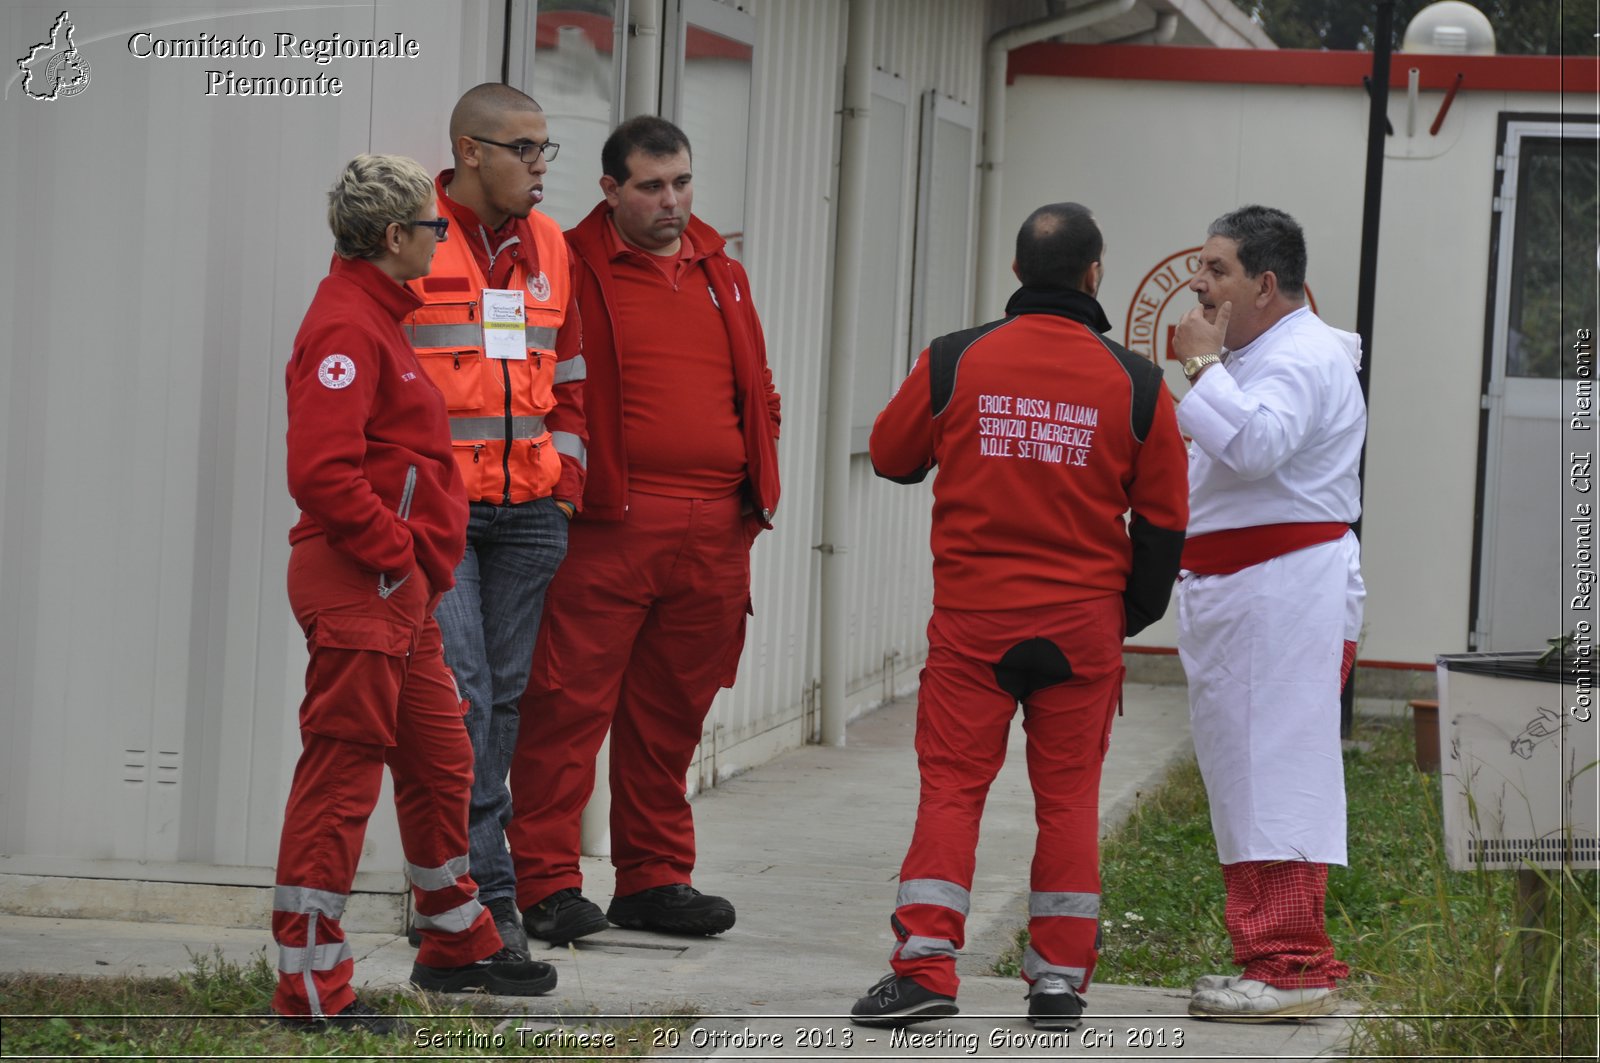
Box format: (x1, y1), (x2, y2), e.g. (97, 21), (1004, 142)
(879, 465), (933, 485)
(1123, 515), (1186, 637)
(1091, 334), (1165, 443)
(929, 318), (1011, 418)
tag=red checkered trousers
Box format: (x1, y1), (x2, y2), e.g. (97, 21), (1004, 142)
(1217, 640), (1358, 991)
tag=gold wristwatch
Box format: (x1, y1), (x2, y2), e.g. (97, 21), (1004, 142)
(1182, 353), (1223, 383)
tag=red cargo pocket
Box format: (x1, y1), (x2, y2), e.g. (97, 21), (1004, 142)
(300, 613), (415, 745)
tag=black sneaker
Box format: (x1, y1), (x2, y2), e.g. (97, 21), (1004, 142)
(410, 949), (557, 996)
(1027, 973), (1085, 1031)
(849, 973), (959, 1028)
(485, 896), (530, 959)
(276, 998), (406, 1035)
(606, 883), (736, 935)
(523, 887), (610, 945)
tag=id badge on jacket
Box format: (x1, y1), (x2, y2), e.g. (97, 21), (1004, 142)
(481, 287), (525, 360)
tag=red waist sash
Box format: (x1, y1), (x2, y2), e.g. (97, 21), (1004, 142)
(1182, 522), (1350, 576)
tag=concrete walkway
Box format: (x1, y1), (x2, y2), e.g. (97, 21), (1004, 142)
(0, 683), (1370, 1060)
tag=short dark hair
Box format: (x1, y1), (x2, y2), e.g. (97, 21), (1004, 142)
(1015, 202), (1103, 292)
(1207, 205), (1307, 298)
(601, 116), (692, 184)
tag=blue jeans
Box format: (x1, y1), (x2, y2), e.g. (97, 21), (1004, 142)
(435, 497), (569, 905)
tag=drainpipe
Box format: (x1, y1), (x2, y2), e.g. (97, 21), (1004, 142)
(624, 0), (662, 118)
(818, 0), (875, 747)
(975, 0), (1136, 320)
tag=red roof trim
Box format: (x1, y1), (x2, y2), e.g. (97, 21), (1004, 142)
(1008, 43), (1597, 95)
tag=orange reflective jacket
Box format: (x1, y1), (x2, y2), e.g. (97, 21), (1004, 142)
(404, 212), (570, 504)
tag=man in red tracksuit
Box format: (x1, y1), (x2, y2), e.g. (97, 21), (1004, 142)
(506, 116), (780, 945)
(852, 203), (1188, 1031)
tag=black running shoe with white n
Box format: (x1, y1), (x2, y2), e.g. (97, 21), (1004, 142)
(1026, 972), (1085, 1030)
(850, 973), (958, 1028)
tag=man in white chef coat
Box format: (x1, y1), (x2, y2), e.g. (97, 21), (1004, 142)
(1170, 205), (1366, 1022)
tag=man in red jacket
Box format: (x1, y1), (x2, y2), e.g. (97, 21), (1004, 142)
(853, 203), (1188, 1031)
(506, 116), (780, 945)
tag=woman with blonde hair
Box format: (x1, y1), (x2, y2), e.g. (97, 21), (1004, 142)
(271, 154), (556, 1032)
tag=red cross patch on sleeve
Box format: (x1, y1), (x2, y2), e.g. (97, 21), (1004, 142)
(317, 354), (356, 389)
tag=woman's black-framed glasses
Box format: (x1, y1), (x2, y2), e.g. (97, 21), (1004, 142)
(470, 135), (560, 164)
(410, 218), (450, 241)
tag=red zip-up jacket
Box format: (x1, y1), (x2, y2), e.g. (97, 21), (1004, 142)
(286, 256), (468, 595)
(871, 287), (1188, 633)
(561, 202), (780, 525)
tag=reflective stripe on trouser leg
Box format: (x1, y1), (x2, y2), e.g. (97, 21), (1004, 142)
(272, 883), (356, 1019)
(1025, 890), (1100, 992)
(1022, 944), (1088, 985)
(890, 880), (970, 999)
(891, 610), (1021, 1000)
(387, 616), (503, 968)
(897, 878), (972, 914)
(407, 854), (487, 934)
(1016, 595), (1125, 994)
(270, 722), (387, 1020)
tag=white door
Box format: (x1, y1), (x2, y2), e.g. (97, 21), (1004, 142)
(1474, 118), (1598, 651)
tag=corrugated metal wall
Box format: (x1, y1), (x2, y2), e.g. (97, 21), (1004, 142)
(695, 0), (989, 785)
(0, 0), (504, 882)
(0, 0), (994, 890)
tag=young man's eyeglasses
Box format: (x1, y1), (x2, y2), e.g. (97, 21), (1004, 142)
(409, 218), (450, 241)
(470, 135), (560, 164)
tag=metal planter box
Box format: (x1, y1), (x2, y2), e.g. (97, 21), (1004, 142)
(1436, 652), (1598, 871)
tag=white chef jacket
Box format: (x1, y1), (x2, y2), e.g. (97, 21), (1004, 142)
(1175, 306), (1368, 865)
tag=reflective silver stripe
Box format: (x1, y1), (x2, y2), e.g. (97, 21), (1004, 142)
(551, 431), (587, 468)
(893, 935), (958, 961)
(554, 354), (587, 384)
(276, 939), (353, 975)
(412, 897), (484, 935)
(273, 885), (348, 919)
(896, 878), (971, 916)
(407, 323), (480, 348)
(1029, 891), (1100, 919)
(407, 323), (557, 350)
(449, 415), (547, 441)
(303, 912), (324, 1017)
(1022, 944), (1087, 983)
(404, 855), (470, 892)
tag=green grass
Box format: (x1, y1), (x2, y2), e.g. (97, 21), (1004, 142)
(995, 717), (1599, 1058)
(0, 948), (688, 1059)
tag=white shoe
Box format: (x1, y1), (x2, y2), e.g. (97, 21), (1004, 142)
(1191, 972), (1237, 993)
(1187, 978), (1338, 1022)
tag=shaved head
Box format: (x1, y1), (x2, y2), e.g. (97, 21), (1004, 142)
(448, 83), (543, 161)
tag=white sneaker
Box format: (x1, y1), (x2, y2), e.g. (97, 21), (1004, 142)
(1191, 973), (1237, 993)
(1187, 978), (1338, 1022)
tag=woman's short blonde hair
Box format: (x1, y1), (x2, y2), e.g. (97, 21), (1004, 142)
(327, 153), (435, 260)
